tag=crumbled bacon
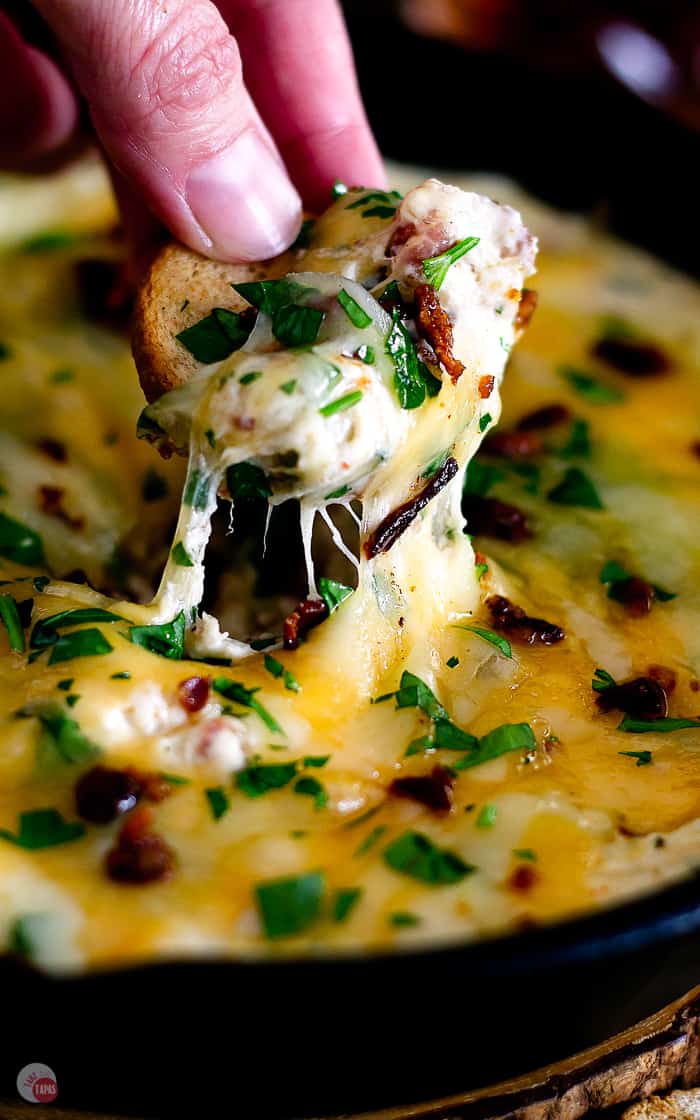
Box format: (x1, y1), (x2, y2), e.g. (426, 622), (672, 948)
(487, 595), (565, 645)
(234, 416), (256, 431)
(178, 676), (210, 714)
(389, 765), (454, 813)
(647, 665), (677, 696)
(37, 485), (84, 531)
(517, 404), (571, 431)
(596, 676), (669, 721)
(283, 598), (329, 651)
(478, 375), (495, 399)
(36, 438), (67, 462)
(462, 495), (532, 542)
(128, 770), (174, 804)
(105, 807), (175, 885)
(386, 222), (417, 256)
(509, 864), (539, 891)
(613, 575), (655, 617)
(414, 283), (464, 383)
(591, 337), (670, 377)
(514, 288), (538, 333)
(364, 457), (459, 559)
(75, 765), (140, 824)
(483, 429), (543, 459)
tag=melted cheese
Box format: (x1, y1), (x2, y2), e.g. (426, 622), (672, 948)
(0, 163), (698, 973)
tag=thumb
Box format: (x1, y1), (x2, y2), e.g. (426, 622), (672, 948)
(32, 0), (302, 262)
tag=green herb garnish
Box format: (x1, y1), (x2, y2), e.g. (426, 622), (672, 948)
(389, 912), (420, 927)
(30, 608), (124, 650)
(337, 288), (372, 329)
(423, 236), (480, 290)
(176, 307), (252, 362)
(513, 848), (537, 862)
(0, 513), (45, 566)
(560, 366), (624, 404)
(0, 594), (25, 652)
(236, 762), (297, 798)
(384, 831), (473, 885)
(226, 461), (272, 502)
(0, 808), (85, 849)
(183, 468), (212, 511)
(619, 750), (652, 766)
(547, 467), (604, 509)
(205, 786), (230, 820)
(354, 824), (387, 857)
(618, 717), (700, 733)
(479, 413), (492, 433)
(47, 628), (113, 666)
(129, 612), (185, 659)
(476, 804), (498, 829)
(453, 723), (536, 770)
(455, 623), (512, 658)
(256, 871), (325, 939)
(171, 542), (194, 567)
(213, 677), (282, 733)
(333, 887), (362, 923)
(319, 390), (363, 418)
(240, 369), (262, 385)
(272, 304), (324, 348)
(318, 577), (353, 614)
(599, 561), (676, 603)
(561, 418), (591, 458)
(294, 775), (327, 809)
(386, 315), (440, 410)
(33, 705), (99, 768)
(463, 460), (505, 497)
(446, 656), (459, 668)
(280, 379), (297, 395)
(263, 654), (300, 693)
(592, 667), (616, 693)
(356, 344), (375, 364)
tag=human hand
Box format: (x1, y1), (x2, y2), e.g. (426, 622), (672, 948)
(0, 0), (386, 261)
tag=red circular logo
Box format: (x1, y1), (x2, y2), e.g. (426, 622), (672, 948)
(33, 1077), (58, 1102)
(16, 1063), (58, 1105)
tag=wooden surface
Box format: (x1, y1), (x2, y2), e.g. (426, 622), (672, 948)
(1, 986), (699, 1120)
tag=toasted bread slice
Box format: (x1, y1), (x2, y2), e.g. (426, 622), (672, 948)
(132, 242), (290, 402)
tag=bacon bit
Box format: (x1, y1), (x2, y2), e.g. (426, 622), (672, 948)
(389, 765), (454, 813)
(507, 288), (520, 300)
(478, 375), (495, 399)
(364, 456), (459, 559)
(462, 495), (532, 542)
(487, 595), (565, 646)
(105, 807), (175, 885)
(613, 575), (655, 617)
(514, 288), (538, 333)
(36, 438), (67, 463)
(74, 258), (133, 329)
(387, 222), (416, 256)
(691, 441), (700, 460)
(283, 598), (328, 651)
(178, 676), (210, 714)
(647, 665), (677, 696)
(596, 676), (668, 721)
(37, 485), (84, 531)
(517, 403), (571, 431)
(690, 680), (699, 693)
(415, 283), (464, 383)
(127, 770), (174, 804)
(234, 416), (255, 431)
(474, 550), (488, 574)
(75, 765), (140, 824)
(483, 429), (543, 459)
(591, 337), (670, 377)
(509, 864), (539, 891)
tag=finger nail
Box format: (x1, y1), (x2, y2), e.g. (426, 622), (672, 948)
(186, 131), (302, 261)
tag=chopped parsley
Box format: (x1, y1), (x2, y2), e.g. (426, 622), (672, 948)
(446, 655), (459, 668)
(0, 594), (25, 652)
(476, 804), (498, 829)
(376, 670), (448, 721)
(455, 623), (512, 658)
(303, 755), (329, 768)
(66, 695), (80, 708)
(0, 808), (85, 849)
(272, 304), (324, 348)
(171, 541), (194, 567)
(318, 577), (353, 614)
(256, 871), (325, 939)
(389, 912), (420, 927)
(592, 667), (616, 693)
(57, 679), (73, 691)
(50, 367), (73, 384)
(8, 914), (42, 958)
(513, 848), (537, 862)
(354, 824), (387, 857)
(236, 762), (297, 798)
(176, 307), (252, 363)
(233, 277), (314, 316)
(183, 467), (213, 511)
(619, 750), (652, 766)
(337, 289), (372, 328)
(319, 390), (363, 418)
(280, 379), (297, 395)
(618, 716), (700, 733)
(324, 484), (349, 500)
(479, 413), (492, 433)
(453, 723), (536, 770)
(213, 677), (282, 733)
(294, 776), (327, 809)
(384, 831), (473, 885)
(356, 344), (375, 364)
(561, 418), (591, 458)
(32, 705), (100, 768)
(30, 607), (124, 650)
(129, 612), (185, 659)
(47, 628), (113, 666)
(110, 671), (131, 680)
(560, 366), (624, 404)
(263, 654), (300, 692)
(239, 369), (262, 385)
(0, 512), (45, 566)
(385, 315), (440, 409)
(345, 190), (401, 220)
(599, 561), (675, 603)
(205, 786), (230, 820)
(332, 887), (362, 923)
(226, 461), (272, 502)
(33, 576), (50, 593)
(423, 236), (480, 290)
(547, 467), (604, 509)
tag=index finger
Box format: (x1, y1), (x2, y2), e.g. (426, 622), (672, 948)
(220, 0), (386, 210)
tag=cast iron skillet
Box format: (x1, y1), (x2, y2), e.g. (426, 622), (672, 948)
(2, 6), (700, 1116)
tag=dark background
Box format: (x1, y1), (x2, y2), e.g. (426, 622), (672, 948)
(343, 0), (699, 275)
